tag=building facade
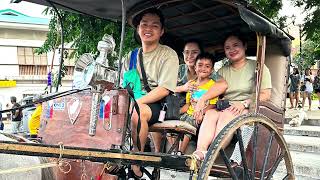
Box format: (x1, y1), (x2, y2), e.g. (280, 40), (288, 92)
(0, 9), (74, 107)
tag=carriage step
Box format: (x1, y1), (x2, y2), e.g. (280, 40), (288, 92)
(276, 151), (320, 179)
(284, 135), (320, 153)
(284, 124), (320, 137)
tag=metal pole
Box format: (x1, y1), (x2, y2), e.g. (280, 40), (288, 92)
(45, 0), (65, 92)
(116, 0), (126, 88)
(299, 25), (302, 57)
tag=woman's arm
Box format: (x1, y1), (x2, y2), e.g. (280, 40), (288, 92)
(193, 78), (227, 120)
(259, 88), (271, 101)
(195, 79), (227, 110)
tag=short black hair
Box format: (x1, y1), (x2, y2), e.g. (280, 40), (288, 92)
(132, 8), (165, 28)
(223, 32), (247, 46)
(195, 52), (215, 65)
(184, 39), (204, 53)
(10, 96), (17, 103)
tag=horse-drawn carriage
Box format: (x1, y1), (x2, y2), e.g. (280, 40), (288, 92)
(0, 0), (294, 179)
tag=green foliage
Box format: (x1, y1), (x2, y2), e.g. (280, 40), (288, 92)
(248, 0), (282, 19)
(311, 92), (319, 100)
(293, 0), (320, 47)
(36, 8), (138, 88)
(293, 39), (319, 69)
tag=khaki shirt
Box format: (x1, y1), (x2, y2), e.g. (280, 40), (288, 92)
(122, 44), (179, 92)
(218, 59), (272, 101)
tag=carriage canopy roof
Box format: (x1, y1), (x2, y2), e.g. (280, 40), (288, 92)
(20, 0), (293, 57)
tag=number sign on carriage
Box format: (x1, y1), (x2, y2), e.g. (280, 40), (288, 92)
(53, 98), (66, 111)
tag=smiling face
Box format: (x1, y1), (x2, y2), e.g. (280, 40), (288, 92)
(224, 36), (247, 63)
(137, 13), (164, 45)
(195, 58), (213, 79)
(183, 42), (201, 67)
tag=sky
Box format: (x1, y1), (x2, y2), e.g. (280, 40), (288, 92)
(0, 0), (47, 18)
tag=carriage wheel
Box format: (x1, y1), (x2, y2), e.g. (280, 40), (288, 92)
(197, 113), (294, 180)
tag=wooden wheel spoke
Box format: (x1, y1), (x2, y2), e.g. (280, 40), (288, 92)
(252, 123), (259, 179)
(220, 149), (238, 180)
(266, 151), (284, 180)
(167, 133), (183, 154)
(236, 128), (250, 180)
(282, 174), (290, 180)
(260, 131), (275, 180)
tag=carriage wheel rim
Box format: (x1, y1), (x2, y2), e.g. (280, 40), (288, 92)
(197, 113), (294, 180)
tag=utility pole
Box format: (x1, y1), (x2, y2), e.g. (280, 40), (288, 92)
(298, 24), (303, 72)
(299, 25), (302, 58)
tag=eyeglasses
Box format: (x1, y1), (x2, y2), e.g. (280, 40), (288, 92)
(182, 50), (200, 56)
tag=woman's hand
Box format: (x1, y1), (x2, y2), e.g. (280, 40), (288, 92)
(182, 80), (197, 92)
(193, 97), (206, 120)
(226, 102), (245, 116)
(195, 112), (204, 126)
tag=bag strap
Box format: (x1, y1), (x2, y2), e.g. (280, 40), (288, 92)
(129, 48), (139, 70)
(125, 84), (142, 151)
(138, 49), (152, 92)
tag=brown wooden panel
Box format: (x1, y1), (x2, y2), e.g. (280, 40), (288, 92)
(39, 89), (129, 150)
(34, 56), (41, 65)
(25, 56), (34, 64)
(18, 55), (26, 64)
(17, 47), (25, 55)
(25, 47), (33, 55)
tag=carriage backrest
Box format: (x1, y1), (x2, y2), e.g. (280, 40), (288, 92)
(264, 38), (289, 110)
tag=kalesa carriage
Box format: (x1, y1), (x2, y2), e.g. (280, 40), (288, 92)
(0, 0), (295, 179)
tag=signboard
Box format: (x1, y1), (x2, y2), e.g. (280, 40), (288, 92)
(0, 80), (16, 87)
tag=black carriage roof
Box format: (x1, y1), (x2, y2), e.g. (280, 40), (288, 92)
(20, 0), (293, 57)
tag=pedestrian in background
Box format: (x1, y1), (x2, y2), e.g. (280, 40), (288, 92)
(313, 69), (320, 109)
(301, 68), (314, 111)
(10, 96), (22, 134)
(289, 68), (300, 109)
(28, 95), (42, 138)
(0, 102), (3, 130)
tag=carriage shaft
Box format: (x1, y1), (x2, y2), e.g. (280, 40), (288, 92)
(0, 141), (191, 171)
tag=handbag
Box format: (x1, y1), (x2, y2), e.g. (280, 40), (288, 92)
(138, 50), (180, 120)
(122, 48), (146, 99)
(216, 99), (231, 111)
(300, 85), (306, 91)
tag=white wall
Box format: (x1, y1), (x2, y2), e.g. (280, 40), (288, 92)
(0, 65), (19, 77)
(0, 46), (17, 64)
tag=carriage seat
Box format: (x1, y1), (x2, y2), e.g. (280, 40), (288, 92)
(149, 120), (197, 136)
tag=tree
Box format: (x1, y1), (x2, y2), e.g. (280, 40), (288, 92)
(293, 0), (320, 40)
(248, 0), (282, 19)
(36, 8), (138, 88)
(293, 39), (320, 69)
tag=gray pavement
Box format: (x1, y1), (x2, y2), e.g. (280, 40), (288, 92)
(1, 98), (319, 179)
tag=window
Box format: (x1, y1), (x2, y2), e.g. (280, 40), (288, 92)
(18, 47), (48, 75)
(17, 47), (48, 65)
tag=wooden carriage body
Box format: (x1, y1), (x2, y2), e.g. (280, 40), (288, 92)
(2, 0), (294, 179)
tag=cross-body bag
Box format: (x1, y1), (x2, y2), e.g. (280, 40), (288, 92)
(138, 49), (180, 120)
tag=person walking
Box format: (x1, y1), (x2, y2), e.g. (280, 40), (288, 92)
(10, 96), (22, 134)
(313, 69), (320, 109)
(301, 68), (314, 111)
(289, 68), (300, 109)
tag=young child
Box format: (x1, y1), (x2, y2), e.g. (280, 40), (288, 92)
(179, 52), (218, 153)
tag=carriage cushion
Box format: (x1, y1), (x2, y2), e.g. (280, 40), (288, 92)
(149, 120), (197, 136)
(265, 41), (288, 109)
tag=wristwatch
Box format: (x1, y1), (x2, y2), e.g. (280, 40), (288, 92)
(241, 101), (249, 109)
